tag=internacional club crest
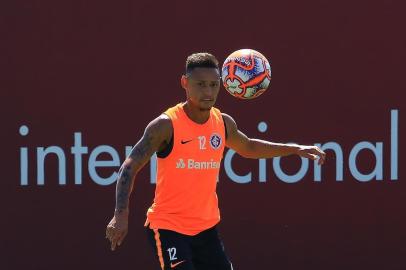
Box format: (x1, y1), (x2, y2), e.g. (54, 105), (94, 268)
(210, 133), (222, 150)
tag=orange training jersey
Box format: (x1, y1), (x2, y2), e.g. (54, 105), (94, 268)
(145, 103), (225, 235)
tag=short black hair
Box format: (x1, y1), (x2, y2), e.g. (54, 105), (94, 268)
(185, 52), (219, 76)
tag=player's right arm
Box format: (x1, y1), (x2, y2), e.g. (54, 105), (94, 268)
(105, 114), (172, 251)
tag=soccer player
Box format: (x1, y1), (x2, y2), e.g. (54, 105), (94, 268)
(105, 52), (326, 270)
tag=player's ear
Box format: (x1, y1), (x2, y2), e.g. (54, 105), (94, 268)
(181, 75), (188, 90)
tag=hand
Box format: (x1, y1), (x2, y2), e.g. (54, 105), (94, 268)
(105, 211), (129, 251)
(296, 145), (326, 165)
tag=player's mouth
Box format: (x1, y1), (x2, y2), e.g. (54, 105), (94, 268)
(201, 98), (214, 102)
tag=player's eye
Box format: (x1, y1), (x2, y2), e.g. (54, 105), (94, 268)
(197, 82), (205, 87)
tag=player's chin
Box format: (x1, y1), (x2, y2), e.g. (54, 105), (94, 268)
(199, 102), (214, 111)
(199, 106), (212, 112)
(200, 99), (215, 107)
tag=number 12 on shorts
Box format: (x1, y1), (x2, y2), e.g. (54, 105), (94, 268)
(167, 247), (178, 261)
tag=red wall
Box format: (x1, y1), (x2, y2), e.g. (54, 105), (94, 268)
(2, 0), (405, 269)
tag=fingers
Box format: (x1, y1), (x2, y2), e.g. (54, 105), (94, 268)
(105, 227), (111, 240)
(117, 231), (128, 246)
(310, 147), (326, 165)
(302, 152), (318, 161)
(299, 146), (326, 165)
(316, 148), (326, 165)
(318, 155), (325, 165)
(108, 230), (119, 251)
(106, 225), (117, 251)
(112, 231), (128, 250)
(111, 237), (118, 251)
(106, 226), (127, 251)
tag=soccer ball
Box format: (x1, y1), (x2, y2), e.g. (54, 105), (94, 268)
(221, 49), (271, 99)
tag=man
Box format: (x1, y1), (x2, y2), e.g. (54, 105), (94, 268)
(106, 52), (326, 270)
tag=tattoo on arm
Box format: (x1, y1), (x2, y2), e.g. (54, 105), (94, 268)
(115, 165), (132, 213)
(115, 132), (155, 213)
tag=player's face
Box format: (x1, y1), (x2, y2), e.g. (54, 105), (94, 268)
(181, 68), (221, 111)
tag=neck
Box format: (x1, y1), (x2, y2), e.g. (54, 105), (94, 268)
(183, 101), (211, 124)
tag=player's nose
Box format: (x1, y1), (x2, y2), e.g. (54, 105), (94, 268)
(202, 86), (215, 97)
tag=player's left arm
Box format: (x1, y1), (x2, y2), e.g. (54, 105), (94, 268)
(222, 113), (326, 165)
